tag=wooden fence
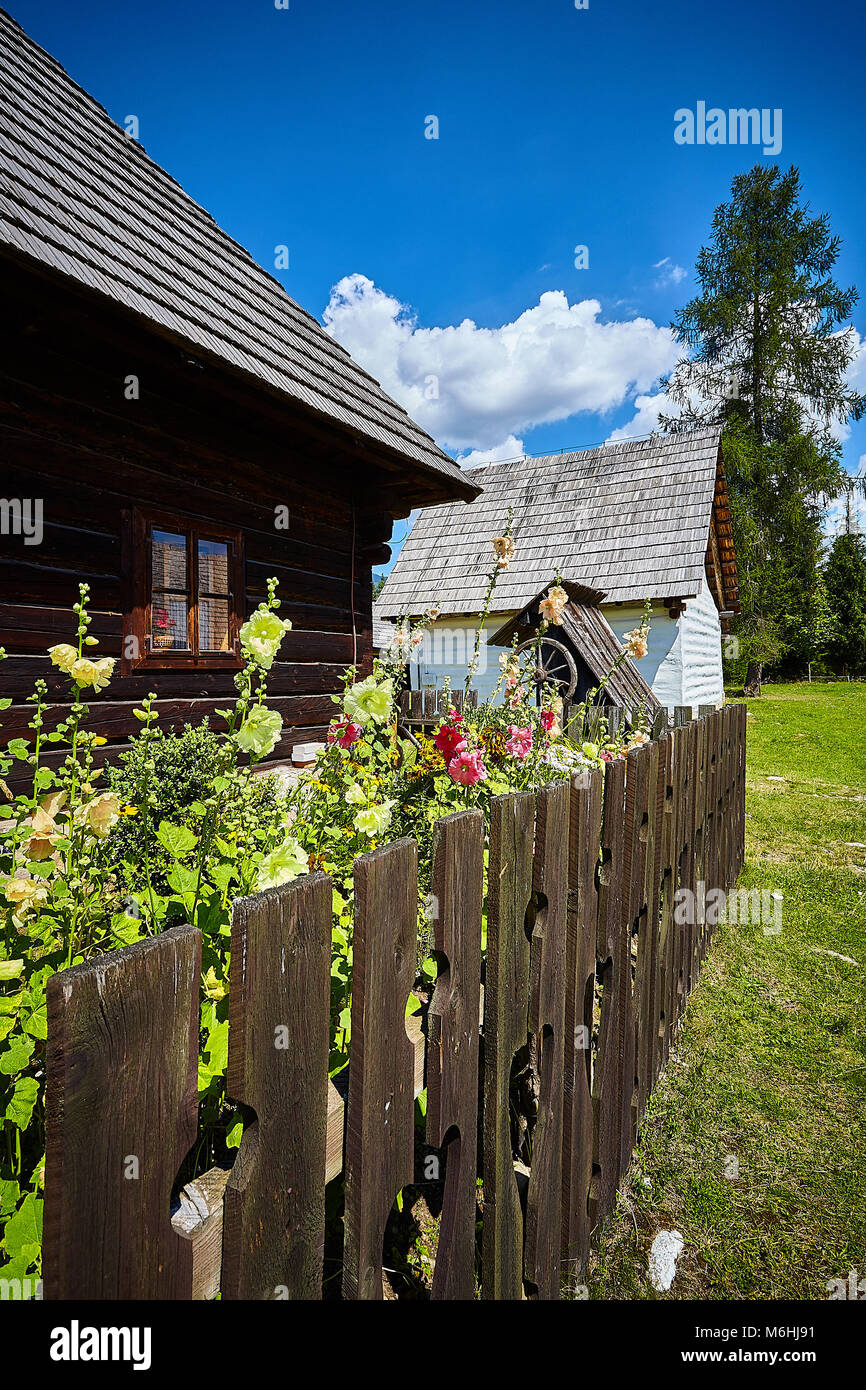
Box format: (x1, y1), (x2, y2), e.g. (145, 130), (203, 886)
(42, 703), (746, 1300)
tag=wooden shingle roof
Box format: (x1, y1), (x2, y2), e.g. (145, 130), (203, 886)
(0, 10), (478, 501)
(377, 427), (730, 617)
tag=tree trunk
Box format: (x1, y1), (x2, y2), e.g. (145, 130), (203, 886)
(742, 661), (763, 697)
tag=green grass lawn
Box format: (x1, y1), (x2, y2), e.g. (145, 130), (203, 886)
(588, 683), (866, 1300)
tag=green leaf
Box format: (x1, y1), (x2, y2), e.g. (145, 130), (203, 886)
(209, 863), (234, 894)
(225, 1116), (244, 1150)
(155, 820), (198, 858)
(205, 1019), (229, 1074)
(109, 915), (143, 947)
(21, 1002), (47, 1042)
(0, 1178), (20, 1217)
(0, 960), (23, 981)
(167, 864), (199, 897)
(5, 1077), (39, 1129)
(6, 739), (30, 761)
(2, 1192), (42, 1260)
(0, 1037), (35, 1074)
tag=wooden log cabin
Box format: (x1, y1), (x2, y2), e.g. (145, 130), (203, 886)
(0, 11), (479, 783)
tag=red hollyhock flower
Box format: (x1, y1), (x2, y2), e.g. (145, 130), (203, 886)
(328, 719), (362, 749)
(434, 719), (467, 761)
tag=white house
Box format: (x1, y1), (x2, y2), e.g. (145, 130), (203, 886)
(374, 427), (739, 710)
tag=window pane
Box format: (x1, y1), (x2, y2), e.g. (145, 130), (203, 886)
(151, 593), (189, 650)
(198, 539), (229, 595)
(199, 597), (230, 652)
(152, 530), (187, 591)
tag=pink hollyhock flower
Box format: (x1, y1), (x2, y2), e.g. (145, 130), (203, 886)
(328, 719), (362, 749)
(506, 725), (533, 760)
(448, 748), (487, 787)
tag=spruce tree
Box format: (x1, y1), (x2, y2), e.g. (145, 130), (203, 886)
(661, 164), (864, 692)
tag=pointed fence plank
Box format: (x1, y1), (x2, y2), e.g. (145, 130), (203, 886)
(342, 839), (418, 1300)
(591, 754), (627, 1229)
(562, 767), (602, 1277)
(427, 809), (485, 1301)
(635, 736), (664, 1122)
(524, 779), (569, 1300)
(622, 743), (651, 1163)
(656, 731), (676, 1074)
(44, 925), (201, 1300)
(482, 789), (535, 1301)
(221, 874), (332, 1300)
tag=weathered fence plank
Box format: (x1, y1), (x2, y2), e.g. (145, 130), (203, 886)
(221, 875), (332, 1300)
(524, 778), (570, 1300)
(635, 735), (664, 1122)
(44, 925), (201, 1300)
(342, 839), (419, 1299)
(482, 789), (535, 1301)
(562, 767), (602, 1277)
(591, 754), (627, 1229)
(622, 743), (651, 1165)
(427, 809), (485, 1301)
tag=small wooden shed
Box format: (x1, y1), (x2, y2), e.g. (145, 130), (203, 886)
(0, 13), (478, 782)
(489, 582), (661, 717)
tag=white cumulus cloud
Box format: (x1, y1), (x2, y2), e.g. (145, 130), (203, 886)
(322, 274), (679, 454)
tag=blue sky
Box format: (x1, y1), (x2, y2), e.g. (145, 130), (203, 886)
(9, 0), (866, 557)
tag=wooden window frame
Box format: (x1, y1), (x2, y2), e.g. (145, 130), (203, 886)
(122, 506), (245, 673)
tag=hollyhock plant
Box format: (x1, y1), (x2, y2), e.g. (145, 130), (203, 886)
(448, 747), (487, 787)
(506, 725), (533, 760)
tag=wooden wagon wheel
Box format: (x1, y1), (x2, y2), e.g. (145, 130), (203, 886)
(515, 637), (578, 701)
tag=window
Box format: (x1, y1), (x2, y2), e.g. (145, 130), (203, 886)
(123, 508), (245, 670)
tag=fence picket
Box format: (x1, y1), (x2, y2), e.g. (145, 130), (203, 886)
(427, 809), (485, 1301)
(482, 790), (535, 1300)
(524, 779), (570, 1300)
(635, 736), (664, 1122)
(562, 768), (602, 1277)
(221, 875), (332, 1300)
(591, 755), (627, 1228)
(44, 925), (201, 1299)
(342, 839), (418, 1300)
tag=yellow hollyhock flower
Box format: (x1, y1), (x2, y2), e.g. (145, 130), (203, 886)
(48, 643), (78, 674)
(71, 656), (114, 691)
